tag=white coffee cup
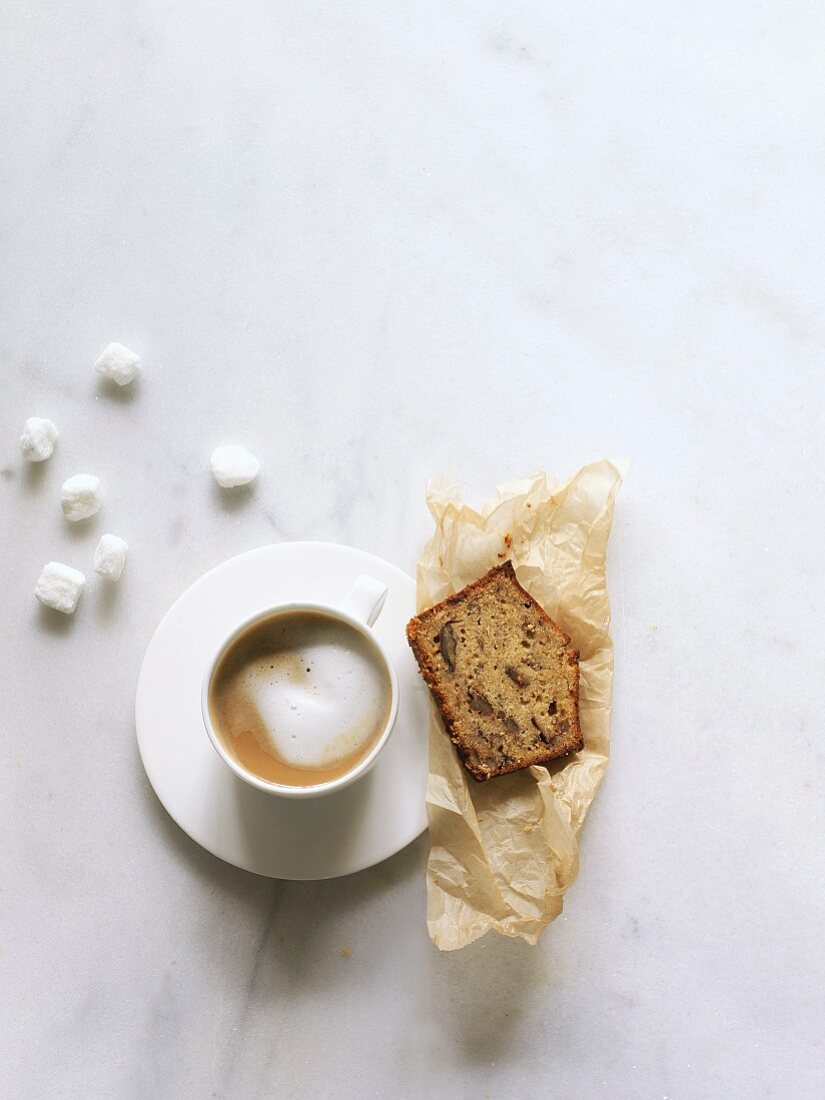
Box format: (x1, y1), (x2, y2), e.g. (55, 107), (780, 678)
(201, 575), (398, 799)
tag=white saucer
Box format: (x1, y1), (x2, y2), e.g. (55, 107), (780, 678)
(135, 542), (429, 879)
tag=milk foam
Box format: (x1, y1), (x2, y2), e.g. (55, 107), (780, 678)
(247, 637), (387, 766)
(212, 612), (390, 773)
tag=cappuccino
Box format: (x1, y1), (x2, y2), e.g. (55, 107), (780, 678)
(208, 609), (392, 787)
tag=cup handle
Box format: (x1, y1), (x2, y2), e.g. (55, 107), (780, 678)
(342, 575), (388, 627)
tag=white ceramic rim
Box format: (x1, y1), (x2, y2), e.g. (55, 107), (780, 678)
(200, 601), (400, 799)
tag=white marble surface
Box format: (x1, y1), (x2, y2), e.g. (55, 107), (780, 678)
(1, 2), (823, 1097)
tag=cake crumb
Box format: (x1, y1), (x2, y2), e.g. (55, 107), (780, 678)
(504, 533), (512, 547)
(523, 823), (534, 833)
(341, 947), (351, 958)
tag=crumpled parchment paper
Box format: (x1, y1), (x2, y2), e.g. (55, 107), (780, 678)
(418, 461), (625, 950)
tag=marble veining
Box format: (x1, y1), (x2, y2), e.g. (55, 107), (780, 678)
(1, 2), (824, 1098)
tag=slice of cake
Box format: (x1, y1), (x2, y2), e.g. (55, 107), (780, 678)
(406, 561), (582, 781)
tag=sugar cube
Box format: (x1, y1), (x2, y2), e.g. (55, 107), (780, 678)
(210, 444), (260, 488)
(95, 342), (140, 386)
(35, 561), (86, 614)
(20, 417), (59, 462)
(61, 474), (103, 521)
(94, 533), (128, 580)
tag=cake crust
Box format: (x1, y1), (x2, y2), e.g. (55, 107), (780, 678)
(406, 561), (582, 781)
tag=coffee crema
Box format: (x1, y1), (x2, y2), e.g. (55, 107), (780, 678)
(208, 610), (392, 787)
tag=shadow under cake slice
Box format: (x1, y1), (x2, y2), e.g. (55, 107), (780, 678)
(406, 560), (582, 781)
